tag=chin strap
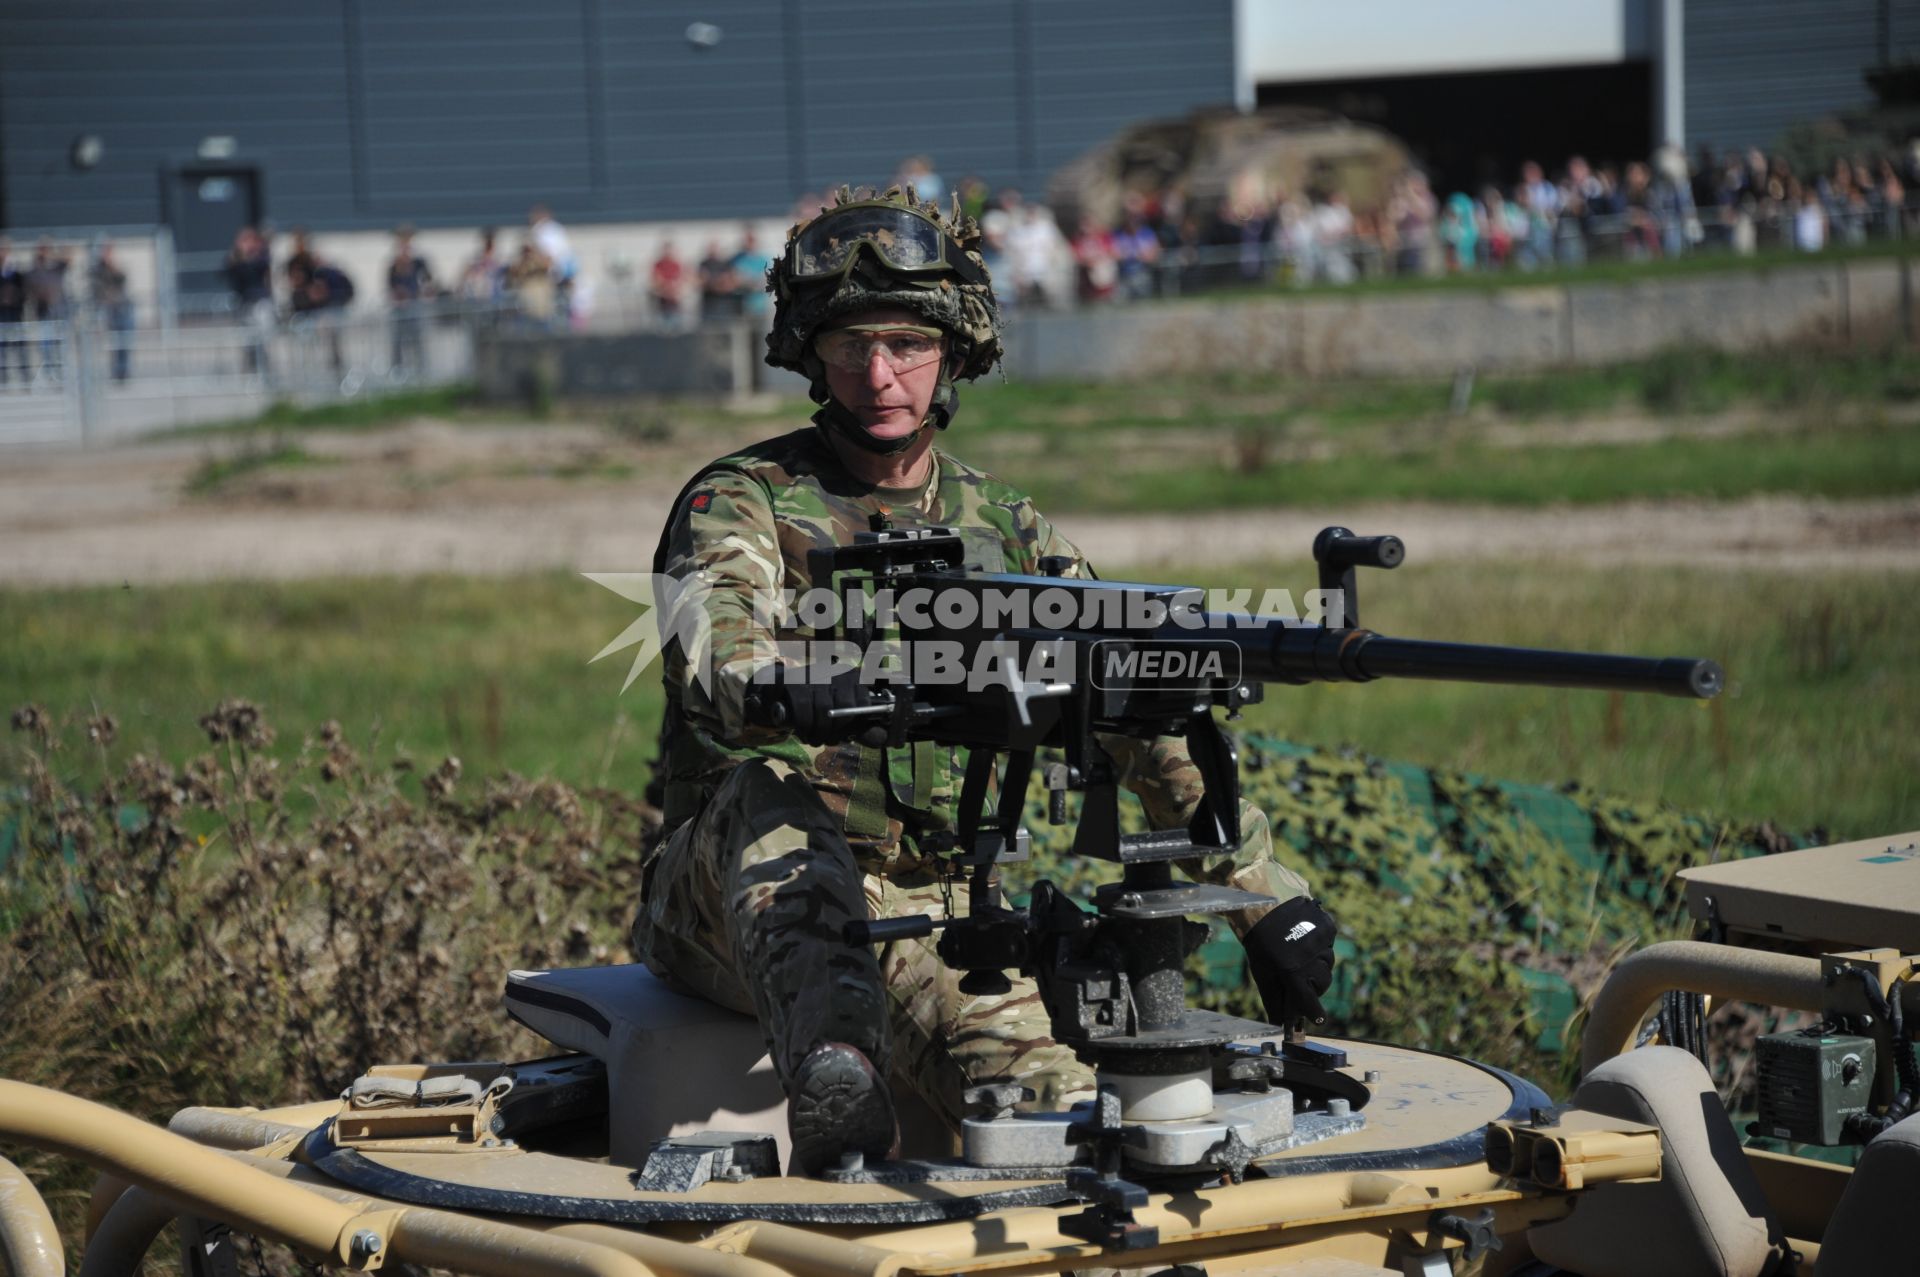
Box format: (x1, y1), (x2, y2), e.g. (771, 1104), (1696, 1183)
(806, 358), (963, 456)
(812, 398), (924, 456)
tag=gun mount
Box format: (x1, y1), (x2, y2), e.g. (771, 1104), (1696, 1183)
(742, 525), (1723, 1211)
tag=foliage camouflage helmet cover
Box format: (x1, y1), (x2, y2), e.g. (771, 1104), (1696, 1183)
(766, 186), (1004, 449)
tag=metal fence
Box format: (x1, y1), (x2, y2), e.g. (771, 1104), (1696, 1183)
(0, 299), (515, 449)
(6, 201), (1914, 448)
(0, 224), (180, 329)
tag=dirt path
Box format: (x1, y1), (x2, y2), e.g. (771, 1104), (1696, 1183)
(3, 421), (1916, 585)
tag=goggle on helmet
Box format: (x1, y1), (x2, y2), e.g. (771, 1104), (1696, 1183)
(784, 200), (987, 294)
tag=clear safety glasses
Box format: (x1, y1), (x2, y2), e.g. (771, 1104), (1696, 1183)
(813, 323), (947, 374)
(788, 202), (986, 287)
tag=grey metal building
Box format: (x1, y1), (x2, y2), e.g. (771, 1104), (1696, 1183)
(0, 0), (1234, 236)
(1683, 0), (1920, 154)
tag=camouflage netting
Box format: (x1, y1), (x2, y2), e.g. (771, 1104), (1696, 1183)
(1003, 732), (1819, 1090)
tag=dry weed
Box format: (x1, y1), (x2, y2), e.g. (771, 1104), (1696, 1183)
(1, 701), (657, 1266)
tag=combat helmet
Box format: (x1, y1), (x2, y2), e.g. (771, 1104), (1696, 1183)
(767, 185), (1003, 452)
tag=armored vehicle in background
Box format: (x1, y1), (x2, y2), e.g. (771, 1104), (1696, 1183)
(1045, 106), (1411, 238)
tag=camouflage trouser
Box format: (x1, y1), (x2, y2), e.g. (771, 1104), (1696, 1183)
(631, 757), (1311, 1130)
(632, 758), (1096, 1127)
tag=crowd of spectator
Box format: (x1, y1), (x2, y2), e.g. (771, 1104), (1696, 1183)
(6, 140), (1920, 393)
(204, 204), (584, 379)
(0, 202), (592, 389)
(247, 204), (579, 332)
(1030, 140), (1920, 301)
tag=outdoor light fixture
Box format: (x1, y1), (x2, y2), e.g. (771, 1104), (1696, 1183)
(69, 134), (104, 171)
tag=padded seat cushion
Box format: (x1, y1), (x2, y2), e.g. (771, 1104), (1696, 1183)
(1813, 1111), (1920, 1275)
(506, 965), (787, 1166)
(1530, 1046), (1786, 1277)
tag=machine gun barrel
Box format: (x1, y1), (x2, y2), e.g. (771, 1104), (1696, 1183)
(1179, 619), (1723, 699)
(1340, 634), (1721, 698)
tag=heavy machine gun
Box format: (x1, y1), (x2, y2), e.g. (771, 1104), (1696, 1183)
(741, 522), (1722, 1236)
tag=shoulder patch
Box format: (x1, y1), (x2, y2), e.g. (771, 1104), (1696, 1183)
(688, 490), (714, 513)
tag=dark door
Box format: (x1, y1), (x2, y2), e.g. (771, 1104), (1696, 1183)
(164, 165), (263, 312)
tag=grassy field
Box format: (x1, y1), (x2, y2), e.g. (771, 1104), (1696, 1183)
(963, 345), (1920, 437)
(228, 344), (1920, 440)
(4, 574), (648, 792)
(183, 382), (480, 437)
(5, 558), (1912, 838)
(1012, 417), (1920, 511)
(1217, 558), (1915, 838)
(188, 346), (1920, 512)
(955, 348), (1920, 511)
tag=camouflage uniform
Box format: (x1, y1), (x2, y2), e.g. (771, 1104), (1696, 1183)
(633, 425), (1312, 1129)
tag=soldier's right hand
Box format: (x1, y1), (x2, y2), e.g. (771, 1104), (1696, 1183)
(1244, 896), (1337, 1029)
(743, 662), (884, 743)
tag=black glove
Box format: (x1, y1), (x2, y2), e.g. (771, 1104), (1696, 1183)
(1244, 896), (1337, 1029)
(743, 662), (879, 743)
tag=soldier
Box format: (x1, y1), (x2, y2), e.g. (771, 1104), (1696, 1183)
(633, 187), (1336, 1174)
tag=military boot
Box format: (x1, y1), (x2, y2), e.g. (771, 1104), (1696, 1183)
(788, 1041), (899, 1175)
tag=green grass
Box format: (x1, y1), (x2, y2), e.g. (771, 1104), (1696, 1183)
(1211, 557), (1916, 840)
(501, 458), (639, 482)
(950, 346), (1920, 511)
(965, 346), (1920, 439)
(1016, 416), (1920, 511)
(180, 383), (481, 438)
(1, 574), (659, 791)
(1478, 345), (1920, 418)
(3, 560), (1912, 839)
(183, 443), (337, 495)
(186, 346), (1920, 511)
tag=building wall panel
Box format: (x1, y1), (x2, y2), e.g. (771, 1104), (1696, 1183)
(1028, 1), (1235, 176)
(1684, 0), (1886, 151)
(0, 1), (1235, 230)
(598, 0), (796, 220)
(794, 0), (1024, 194)
(0, 2), (357, 228)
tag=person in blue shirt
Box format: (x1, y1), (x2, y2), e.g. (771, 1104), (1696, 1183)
(728, 228), (771, 318)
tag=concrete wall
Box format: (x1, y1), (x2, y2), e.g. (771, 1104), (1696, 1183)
(998, 258), (1917, 381)
(471, 256), (1919, 403)
(475, 324), (773, 403)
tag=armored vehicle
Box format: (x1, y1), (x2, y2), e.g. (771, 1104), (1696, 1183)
(1045, 106), (1411, 239)
(0, 531), (1913, 1276)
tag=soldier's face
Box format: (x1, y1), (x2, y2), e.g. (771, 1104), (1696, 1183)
(820, 307), (945, 441)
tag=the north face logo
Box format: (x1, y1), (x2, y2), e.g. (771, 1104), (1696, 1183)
(1285, 920), (1317, 943)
